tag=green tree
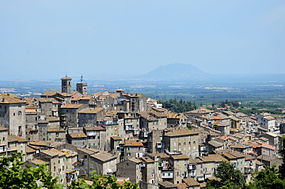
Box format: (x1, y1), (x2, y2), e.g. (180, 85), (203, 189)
(69, 171), (139, 189)
(206, 161), (244, 189)
(0, 153), (61, 189)
(187, 123), (192, 130)
(246, 166), (285, 189)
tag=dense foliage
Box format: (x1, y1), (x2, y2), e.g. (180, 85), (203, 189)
(69, 171), (139, 189)
(0, 153), (61, 189)
(206, 161), (244, 189)
(0, 153), (138, 189)
(158, 99), (196, 113)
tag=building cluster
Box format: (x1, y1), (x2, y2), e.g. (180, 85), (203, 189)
(0, 76), (284, 188)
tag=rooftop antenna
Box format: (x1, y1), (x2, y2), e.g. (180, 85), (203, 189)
(80, 75), (83, 83)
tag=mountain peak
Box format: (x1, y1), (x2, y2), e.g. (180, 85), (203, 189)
(140, 63), (208, 81)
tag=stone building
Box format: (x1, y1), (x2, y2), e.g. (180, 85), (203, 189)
(0, 125), (8, 156)
(170, 154), (189, 184)
(84, 126), (106, 150)
(7, 135), (27, 160)
(78, 108), (104, 127)
(0, 94), (26, 138)
(76, 76), (88, 95)
(35, 148), (78, 186)
(61, 76), (72, 94)
(47, 127), (66, 142)
(60, 104), (85, 128)
(67, 132), (87, 148)
(123, 140), (145, 160)
(89, 151), (117, 175)
(163, 128), (199, 158)
(117, 158), (143, 183)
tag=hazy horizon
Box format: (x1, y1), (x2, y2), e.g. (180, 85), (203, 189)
(1, 0), (285, 80)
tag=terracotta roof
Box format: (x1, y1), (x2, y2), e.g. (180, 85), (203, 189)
(41, 148), (65, 157)
(185, 107), (213, 114)
(208, 140), (223, 148)
(61, 76), (72, 80)
(128, 157), (142, 164)
(141, 157), (154, 163)
(29, 158), (48, 165)
(91, 151), (116, 162)
(41, 90), (60, 97)
(48, 128), (65, 132)
(123, 140), (143, 147)
(85, 126), (106, 131)
(25, 108), (37, 114)
(61, 104), (84, 109)
(0, 125), (8, 131)
(198, 154), (227, 163)
(177, 183), (187, 189)
(69, 132), (87, 138)
(171, 154), (189, 160)
(159, 181), (177, 188)
(216, 150), (245, 160)
(46, 117), (60, 122)
(0, 94), (26, 104)
(183, 178), (200, 187)
(8, 135), (27, 143)
(230, 143), (246, 149)
(26, 146), (36, 153)
(264, 116), (275, 121)
(77, 147), (99, 155)
(261, 143), (275, 151)
(79, 107), (104, 114)
(61, 149), (78, 157)
(111, 136), (122, 141)
(165, 128), (199, 137)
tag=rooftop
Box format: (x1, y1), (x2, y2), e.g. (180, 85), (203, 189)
(91, 151), (116, 162)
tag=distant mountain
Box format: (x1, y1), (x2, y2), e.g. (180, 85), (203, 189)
(139, 63), (210, 81)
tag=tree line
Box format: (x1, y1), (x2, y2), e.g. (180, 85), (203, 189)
(158, 99), (197, 113)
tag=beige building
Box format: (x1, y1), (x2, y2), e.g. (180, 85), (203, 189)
(7, 135), (27, 160)
(170, 154), (189, 184)
(47, 127), (66, 142)
(89, 151), (117, 175)
(36, 148), (78, 186)
(195, 154), (228, 181)
(67, 132), (87, 148)
(215, 150), (245, 173)
(84, 126), (106, 150)
(0, 94), (26, 138)
(0, 125), (8, 156)
(164, 128), (199, 158)
(123, 140), (145, 160)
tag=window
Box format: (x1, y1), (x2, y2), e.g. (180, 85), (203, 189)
(18, 111), (22, 116)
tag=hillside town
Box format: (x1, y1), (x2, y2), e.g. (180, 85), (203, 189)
(0, 76), (284, 189)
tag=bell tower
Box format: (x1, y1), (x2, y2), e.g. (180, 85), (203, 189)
(61, 75), (72, 94)
(76, 75), (87, 95)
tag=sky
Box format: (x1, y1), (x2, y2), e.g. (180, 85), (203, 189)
(0, 0), (285, 80)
